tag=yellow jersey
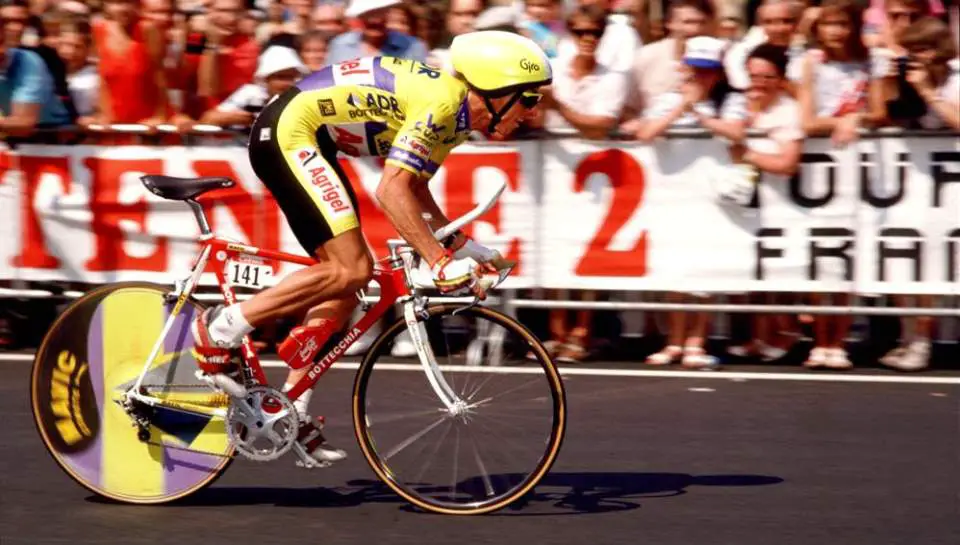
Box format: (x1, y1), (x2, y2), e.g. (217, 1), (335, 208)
(274, 56), (473, 179)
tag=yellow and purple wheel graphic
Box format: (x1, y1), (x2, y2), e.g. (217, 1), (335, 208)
(30, 283), (234, 504)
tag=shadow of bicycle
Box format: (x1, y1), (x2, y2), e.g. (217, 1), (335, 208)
(138, 471), (782, 515)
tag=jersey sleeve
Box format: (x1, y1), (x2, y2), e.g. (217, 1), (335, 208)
(386, 101), (460, 179)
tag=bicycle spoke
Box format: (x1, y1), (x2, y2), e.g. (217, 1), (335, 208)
(468, 375), (547, 406)
(366, 406), (445, 428)
(451, 425), (461, 500)
(413, 418), (454, 485)
(466, 424), (495, 498)
(382, 414), (449, 462)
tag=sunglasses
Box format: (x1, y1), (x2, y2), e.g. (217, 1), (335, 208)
(570, 28), (604, 39)
(519, 90), (543, 108)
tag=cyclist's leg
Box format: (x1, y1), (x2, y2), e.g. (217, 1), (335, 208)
(239, 230), (372, 324)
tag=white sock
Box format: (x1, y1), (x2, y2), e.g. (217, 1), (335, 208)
(207, 304), (254, 347)
(283, 382), (312, 421)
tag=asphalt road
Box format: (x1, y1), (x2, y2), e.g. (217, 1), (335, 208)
(2, 359), (958, 545)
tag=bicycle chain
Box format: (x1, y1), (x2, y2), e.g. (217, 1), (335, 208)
(135, 384), (236, 458)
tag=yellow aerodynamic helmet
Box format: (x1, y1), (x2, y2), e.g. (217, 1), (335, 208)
(450, 30), (552, 97)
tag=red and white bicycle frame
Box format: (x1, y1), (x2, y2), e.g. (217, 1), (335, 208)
(127, 181), (510, 414)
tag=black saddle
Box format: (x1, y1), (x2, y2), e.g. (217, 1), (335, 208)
(140, 175), (235, 201)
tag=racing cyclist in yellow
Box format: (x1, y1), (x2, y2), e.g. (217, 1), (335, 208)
(190, 31), (553, 465)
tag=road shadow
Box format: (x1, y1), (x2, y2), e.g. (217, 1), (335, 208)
(93, 472), (782, 515)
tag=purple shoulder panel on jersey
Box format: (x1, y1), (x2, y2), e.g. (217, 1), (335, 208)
(296, 66), (335, 91)
(372, 57), (396, 93)
(387, 147), (427, 172)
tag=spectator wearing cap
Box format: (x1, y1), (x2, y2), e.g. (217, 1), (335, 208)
(326, 0), (428, 64)
(312, 2), (347, 35)
(555, 0), (641, 74)
(634, 36), (745, 369)
(428, 0), (485, 70)
(197, 0), (260, 112)
(0, 34), (72, 135)
(92, 0), (170, 125)
(200, 45), (308, 127)
(621, 0), (713, 131)
(725, 0), (806, 93)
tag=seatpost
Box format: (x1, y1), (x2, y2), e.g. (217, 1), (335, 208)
(186, 199), (211, 235)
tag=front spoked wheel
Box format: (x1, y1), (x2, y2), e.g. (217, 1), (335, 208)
(352, 304), (566, 515)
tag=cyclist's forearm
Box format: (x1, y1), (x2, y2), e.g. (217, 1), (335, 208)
(376, 169), (446, 265)
(412, 181), (450, 232)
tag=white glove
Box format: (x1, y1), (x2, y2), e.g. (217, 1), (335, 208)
(453, 238), (502, 263)
(714, 163), (759, 206)
(431, 253), (485, 298)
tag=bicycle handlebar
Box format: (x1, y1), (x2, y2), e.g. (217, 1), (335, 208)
(433, 181), (507, 242)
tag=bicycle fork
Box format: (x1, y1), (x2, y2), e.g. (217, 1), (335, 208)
(401, 300), (472, 417)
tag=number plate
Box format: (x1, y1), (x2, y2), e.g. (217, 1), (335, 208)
(225, 260), (273, 289)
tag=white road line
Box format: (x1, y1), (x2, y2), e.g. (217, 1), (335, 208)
(3, 353), (959, 384)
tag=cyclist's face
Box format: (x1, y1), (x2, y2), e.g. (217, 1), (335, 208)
(487, 93), (539, 138)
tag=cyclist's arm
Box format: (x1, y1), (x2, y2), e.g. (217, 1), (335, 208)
(375, 165), (447, 265)
(411, 180), (451, 233)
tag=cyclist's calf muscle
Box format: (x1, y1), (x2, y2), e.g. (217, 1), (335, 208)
(239, 229), (373, 325)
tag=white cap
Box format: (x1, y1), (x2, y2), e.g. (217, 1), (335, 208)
(255, 46), (308, 79)
(684, 36), (726, 68)
(345, 0), (401, 18)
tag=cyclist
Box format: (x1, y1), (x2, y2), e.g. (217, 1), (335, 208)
(190, 31), (552, 465)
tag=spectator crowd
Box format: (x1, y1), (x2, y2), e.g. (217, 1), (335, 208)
(0, 0), (958, 370)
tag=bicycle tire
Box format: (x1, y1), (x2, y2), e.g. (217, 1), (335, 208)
(30, 282), (235, 504)
(352, 303), (566, 515)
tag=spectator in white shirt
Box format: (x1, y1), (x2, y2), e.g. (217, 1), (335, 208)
(56, 18), (99, 123)
(200, 45), (307, 127)
(799, 0), (885, 146)
(797, 0), (886, 370)
(637, 36), (747, 369)
(725, 0), (805, 92)
(724, 43), (805, 364)
(540, 3), (629, 138)
(555, 0), (642, 73)
(621, 0), (713, 129)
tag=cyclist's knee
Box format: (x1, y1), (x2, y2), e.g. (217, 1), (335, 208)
(337, 255), (373, 294)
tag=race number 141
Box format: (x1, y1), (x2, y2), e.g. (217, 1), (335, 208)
(227, 261), (272, 289)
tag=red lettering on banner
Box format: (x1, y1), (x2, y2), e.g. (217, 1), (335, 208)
(337, 158), (395, 258)
(442, 152), (522, 273)
(84, 157), (168, 272)
(5, 154), (72, 269)
(574, 149), (647, 276)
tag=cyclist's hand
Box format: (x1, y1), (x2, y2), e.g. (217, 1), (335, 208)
(431, 253), (486, 299)
(448, 233), (515, 274)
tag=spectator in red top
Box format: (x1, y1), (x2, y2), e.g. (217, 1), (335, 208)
(198, 0), (260, 112)
(92, 0), (169, 125)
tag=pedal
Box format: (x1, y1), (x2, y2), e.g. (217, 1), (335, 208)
(291, 441), (335, 469)
(195, 370), (247, 398)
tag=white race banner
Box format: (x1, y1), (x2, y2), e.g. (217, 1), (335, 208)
(0, 137), (956, 294)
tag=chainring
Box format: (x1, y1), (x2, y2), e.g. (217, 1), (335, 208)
(225, 386), (300, 462)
